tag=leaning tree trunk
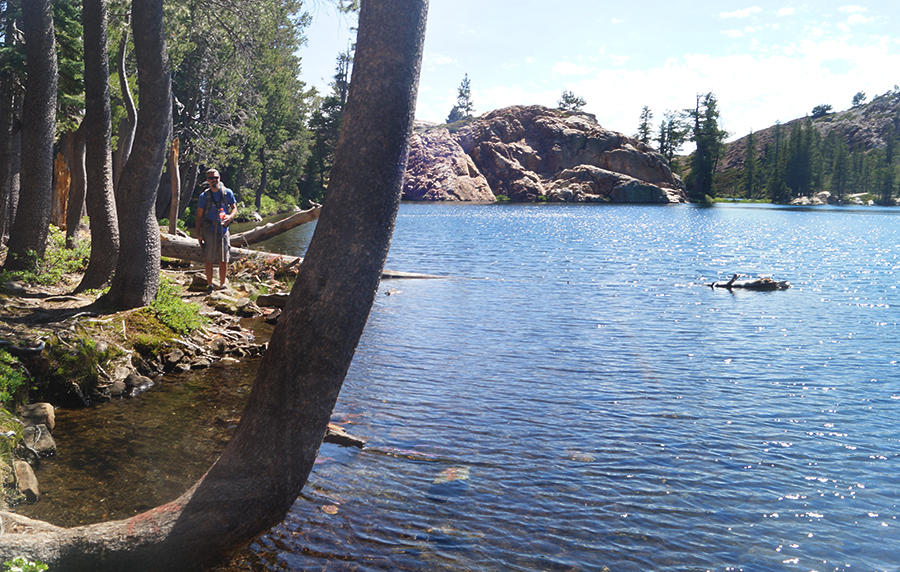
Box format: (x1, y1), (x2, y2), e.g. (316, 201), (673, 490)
(0, 0), (428, 568)
(99, 0), (171, 310)
(76, 0), (119, 293)
(3, 0), (56, 271)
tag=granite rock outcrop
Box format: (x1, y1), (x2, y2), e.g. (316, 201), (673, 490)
(403, 105), (685, 203)
(402, 128), (494, 201)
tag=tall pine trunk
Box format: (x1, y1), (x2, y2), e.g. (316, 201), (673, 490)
(77, 0), (119, 292)
(3, 0), (56, 271)
(100, 0), (170, 309)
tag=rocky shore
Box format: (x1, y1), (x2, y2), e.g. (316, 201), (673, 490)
(0, 271), (273, 509)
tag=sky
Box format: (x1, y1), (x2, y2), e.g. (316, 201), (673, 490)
(299, 1), (900, 142)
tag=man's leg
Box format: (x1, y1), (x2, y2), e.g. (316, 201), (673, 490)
(205, 261), (214, 287)
(219, 261), (228, 287)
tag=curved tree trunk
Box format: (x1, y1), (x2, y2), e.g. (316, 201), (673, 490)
(76, 0), (119, 293)
(0, 0), (428, 568)
(112, 30), (136, 198)
(3, 0), (56, 271)
(99, 0), (171, 310)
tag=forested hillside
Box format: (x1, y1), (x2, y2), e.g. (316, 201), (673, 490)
(713, 88), (900, 204)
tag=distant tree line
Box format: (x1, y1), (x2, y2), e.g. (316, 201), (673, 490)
(638, 90), (899, 205)
(721, 112), (898, 205)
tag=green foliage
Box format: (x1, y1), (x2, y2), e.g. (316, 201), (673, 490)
(811, 104), (833, 118)
(852, 91), (867, 108)
(656, 110), (689, 166)
(685, 92), (728, 202)
(447, 73), (475, 124)
(149, 277), (207, 335)
(0, 350), (26, 408)
(53, 0), (86, 132)
(634, 105), (653, 143)
(158, 218), (187, 232)
(2, 557), (49, 572)
(0, 225), (89, 285)
(558, 90), (587, 112)
(303, 49), (352, 202)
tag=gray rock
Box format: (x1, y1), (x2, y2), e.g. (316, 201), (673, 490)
(14, 460), (39, 502)
(22, 424), (56, 457)
(20, 402), (55, 432)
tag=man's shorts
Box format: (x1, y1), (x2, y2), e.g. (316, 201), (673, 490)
(202, 227), (230, 264)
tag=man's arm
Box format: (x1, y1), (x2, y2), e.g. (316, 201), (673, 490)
(196, 207), (205, 244)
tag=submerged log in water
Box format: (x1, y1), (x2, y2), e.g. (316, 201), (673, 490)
(709, 274), (790, 291)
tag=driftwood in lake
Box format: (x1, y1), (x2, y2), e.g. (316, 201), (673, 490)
(229, 205), (321, 247)
(710, 273), (790, 291)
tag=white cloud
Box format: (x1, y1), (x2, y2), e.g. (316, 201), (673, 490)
(777, 7), (796, 16)
(839, 5), (866, 13)
(847, 14), (871, 25)
(425, 54), (455, 67)
(723, 30), (744, 38)
(721, 6), (762, 18)
(553, 62), (594, 76)
(610, 55), (630, 66)
(611, 18), (624, 24)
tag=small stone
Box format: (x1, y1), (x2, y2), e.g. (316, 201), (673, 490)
(22, 424), (56, 457)
(109, 379), (127, 397)
(20, 402), (55, 432)
(191, 358), (211, 369)
(14, 460), (39, 502)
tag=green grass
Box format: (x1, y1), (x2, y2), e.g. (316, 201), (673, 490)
(0, 225), (90, 286)
(150, 277), (208, 335)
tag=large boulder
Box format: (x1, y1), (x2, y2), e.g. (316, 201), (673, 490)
(402, 127), (495, 201)
(547, 165), (682, 203)
(406, 105), (685, 203)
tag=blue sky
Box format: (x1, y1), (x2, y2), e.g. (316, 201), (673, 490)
(300, 1), (900, 141)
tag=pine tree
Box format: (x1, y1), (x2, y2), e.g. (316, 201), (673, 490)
(685, 93), (727, 202)
(635, 105), (653, 144)
(446, 73), (474, 123)
(743, 130), (757, 200)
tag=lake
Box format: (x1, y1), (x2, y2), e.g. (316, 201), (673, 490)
(223, 202), (900, 571)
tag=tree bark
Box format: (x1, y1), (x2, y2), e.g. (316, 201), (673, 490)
(0, 0), (428, 567)
(168, 138), (180, 234)
(112, 30), (136, 198)
(4, 0), (57, 270)
(100, 0), (171, 310)
(65, 125), (87, 245)
(0, 5), (23, 248)
(76, 0), (119, 293)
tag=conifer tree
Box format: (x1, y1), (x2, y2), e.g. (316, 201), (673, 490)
(446, 73), (474, 123)
(635, 105), (653, 144)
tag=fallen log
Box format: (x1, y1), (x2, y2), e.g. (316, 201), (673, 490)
(229, 205), (321, 247)
(160, 233), (302, 266)
(710, 273), (790, 291)
(324, 422), (367, 449)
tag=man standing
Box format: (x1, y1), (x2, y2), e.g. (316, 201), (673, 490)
(195, 168), (237, 292)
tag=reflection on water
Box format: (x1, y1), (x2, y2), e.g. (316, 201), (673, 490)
(15, 203), (900, 571)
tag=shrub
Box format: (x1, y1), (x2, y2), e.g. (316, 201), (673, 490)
(0, 350), (26, 408)
(2, 557), (49, 572)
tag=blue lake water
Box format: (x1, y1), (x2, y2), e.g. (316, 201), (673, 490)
(241, 202), (900, 571)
